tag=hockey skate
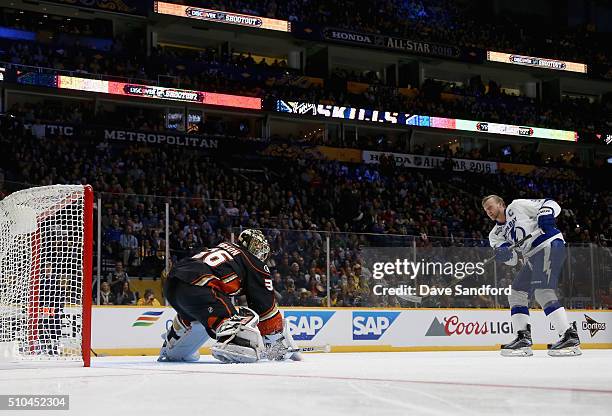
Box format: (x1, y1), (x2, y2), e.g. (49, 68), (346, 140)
(547, 322), (582, 357)
(500, 324), (533, 357)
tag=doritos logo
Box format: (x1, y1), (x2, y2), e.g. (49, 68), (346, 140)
(582, 315), (606, 337)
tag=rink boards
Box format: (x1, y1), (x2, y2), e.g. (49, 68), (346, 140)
(91, 307), (612, 355)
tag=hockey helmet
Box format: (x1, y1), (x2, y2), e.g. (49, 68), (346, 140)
(237, 229), (270, 262)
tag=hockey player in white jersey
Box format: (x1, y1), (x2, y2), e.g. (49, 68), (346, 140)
(482, 195), (581, 357)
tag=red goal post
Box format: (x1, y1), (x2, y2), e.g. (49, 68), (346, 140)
(0, 185), (93, 367)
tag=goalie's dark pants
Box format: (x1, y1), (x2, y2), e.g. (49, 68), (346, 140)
(164, 276), (237, 338)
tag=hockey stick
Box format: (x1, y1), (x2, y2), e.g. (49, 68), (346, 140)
(481, 230), (541, 266)
(288, 344), (331, 354)
(262, 344), (331, 361)
(396, 230), (542, 304)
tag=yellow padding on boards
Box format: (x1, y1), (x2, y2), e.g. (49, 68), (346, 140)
(92, 343), (612, 356)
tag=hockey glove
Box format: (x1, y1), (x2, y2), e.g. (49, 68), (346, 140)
(537, 207), (556, 234)
(495, 243), (513, 263)
(263, 319), (302, 361)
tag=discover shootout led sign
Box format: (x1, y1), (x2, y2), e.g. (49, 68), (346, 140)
(276, 100), (577, 141)
(154, 1), (291, 32)
(487, 51), (587, 74)
(56, 76), (262, 109)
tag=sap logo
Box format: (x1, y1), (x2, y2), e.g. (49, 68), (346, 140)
(284, 311), (335, 341)
(352, 311), (400, 340)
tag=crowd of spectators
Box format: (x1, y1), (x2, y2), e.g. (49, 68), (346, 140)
(5, 99), (597, 170)
(1, 108), (610, 309)
(0, 7), (113, 38)
(0, 7), (610, 135)
(10, 0), (607, 76)
(182, 0), (612, 70)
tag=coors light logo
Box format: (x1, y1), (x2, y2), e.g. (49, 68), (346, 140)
(426, 315), (513, 336)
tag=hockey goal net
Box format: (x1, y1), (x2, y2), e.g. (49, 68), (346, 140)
(0, 185), (93, 366)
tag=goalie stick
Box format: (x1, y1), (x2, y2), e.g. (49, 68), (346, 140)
(395, 230), (542, 304)
(289, 344), (331, 353)
(263, 344), (331, 360)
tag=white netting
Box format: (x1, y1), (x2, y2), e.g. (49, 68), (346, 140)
(0, 185), (89, 363)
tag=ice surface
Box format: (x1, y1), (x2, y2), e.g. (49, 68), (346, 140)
(1, 351), (611, 416)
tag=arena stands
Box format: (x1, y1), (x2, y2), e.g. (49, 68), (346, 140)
(1, 1), (610, 311)
(1, 106), (609, 308)
(1, 7), (610, 134)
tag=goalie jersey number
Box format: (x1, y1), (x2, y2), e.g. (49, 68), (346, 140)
(193, 248), (234, 267)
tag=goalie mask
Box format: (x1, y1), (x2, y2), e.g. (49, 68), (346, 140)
(238, 229), (270, 262)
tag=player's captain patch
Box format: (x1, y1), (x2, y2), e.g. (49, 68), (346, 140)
(132, 311), (164, 327)
(352, 311), (400, 340)
(283, 311), (335, 341)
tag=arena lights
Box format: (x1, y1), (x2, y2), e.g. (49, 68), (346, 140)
(55, 76), (262, 109)
(276, 100), (577, 142)
(487, 51), (588, 74)
(153, 1), (291, 32)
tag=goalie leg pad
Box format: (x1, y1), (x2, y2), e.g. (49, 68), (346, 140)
(211, 307), (264, 364)
(158, 315), (208, 362)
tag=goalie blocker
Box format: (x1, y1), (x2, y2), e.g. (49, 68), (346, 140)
(159, 229), (301, 363)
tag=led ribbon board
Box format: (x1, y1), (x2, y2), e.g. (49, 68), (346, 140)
(487, 51), (587, 74)
(154, 1), (291, 32)
(56, 76), (262, 109)
(276, 100), (577, 142)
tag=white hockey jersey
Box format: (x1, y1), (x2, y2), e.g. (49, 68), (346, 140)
(488, 199), (564, 263)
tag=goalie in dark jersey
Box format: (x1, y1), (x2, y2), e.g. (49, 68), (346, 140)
(158, 229), (301, 363)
